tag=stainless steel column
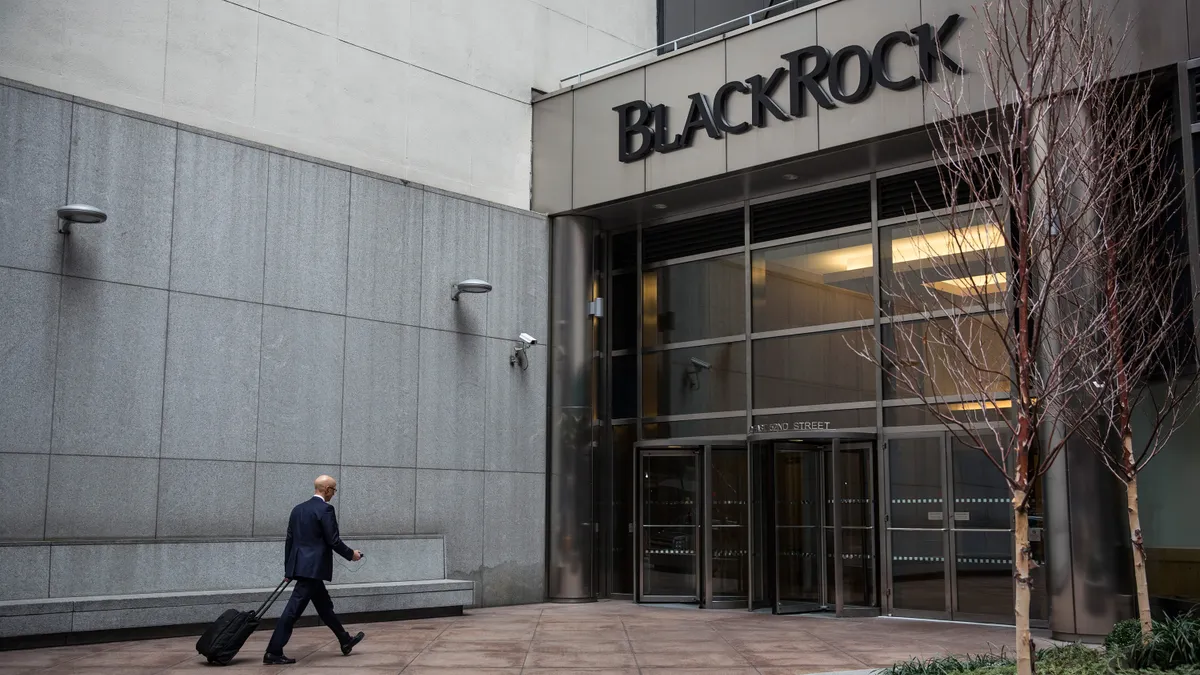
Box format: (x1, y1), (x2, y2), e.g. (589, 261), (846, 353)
(1031, 100), (1135, 638)
(547, 215), (598, 602)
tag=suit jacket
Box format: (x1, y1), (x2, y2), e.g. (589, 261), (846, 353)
(283, 496), (354, 581)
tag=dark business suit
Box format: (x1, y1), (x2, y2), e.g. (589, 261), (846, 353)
(266, 496), (355, 655)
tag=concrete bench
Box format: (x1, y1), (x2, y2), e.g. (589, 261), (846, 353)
(0, 579), (473, 637)
(0, 535), (473, 642)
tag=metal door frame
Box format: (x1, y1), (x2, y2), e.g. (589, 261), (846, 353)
(636, 445), (703, 603)
(882, 432), (952, 620)
(749, 431), (878, 618)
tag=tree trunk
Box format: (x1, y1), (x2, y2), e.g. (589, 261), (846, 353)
(1014, 490), (1035, 675)
(1126, 467), (1153, 638)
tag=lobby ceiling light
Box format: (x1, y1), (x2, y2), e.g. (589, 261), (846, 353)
(782, 173), (799, 181)
(451, 278), (492, 301)
(56, 204), (107, 234)
(651, 203), (668, 210)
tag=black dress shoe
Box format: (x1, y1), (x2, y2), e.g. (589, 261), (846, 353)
(340, 631), (365, 655)
(262, 653), (296, 665)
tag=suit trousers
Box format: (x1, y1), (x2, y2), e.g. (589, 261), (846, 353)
(266, 578), (349, 655)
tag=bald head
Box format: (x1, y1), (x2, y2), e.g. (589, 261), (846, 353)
(314, 475), (337, 501)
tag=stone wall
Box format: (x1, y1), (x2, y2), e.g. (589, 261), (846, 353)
(0, 79), (549, 607)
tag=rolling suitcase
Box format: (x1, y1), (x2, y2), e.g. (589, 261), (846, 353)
(195, 578), (291, 666)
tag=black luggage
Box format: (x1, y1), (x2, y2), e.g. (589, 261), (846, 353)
(195, 578), (291, 666)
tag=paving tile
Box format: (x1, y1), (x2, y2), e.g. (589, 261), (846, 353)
(400, 662), (523, 667)
(523, 652), (639, 669)
(318, 637), (432, 652)
(640, 670), (760, 675)
(522, 670), (640, 675)
(407, 650), (528, 668)
(529, 641), (633, 654)
(758, 662), (864, 667)
(274, 662), (398, 667)
(634, 652), (753, 668)
(0, 646), (96, 668)
(743, 650), (868, 668)
(62, 650), (196, 668)
(295, 649), (418, 668)
(39, 662), (165, 667)
(426, 639), (531, 653)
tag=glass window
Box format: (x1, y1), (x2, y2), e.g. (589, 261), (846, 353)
(881, 211), (1009, 316)
(883, 403), (1011, 427)
(611, 273), (636, 351)
(642, 417), (746, 440)
(612, 354), (636, 419)
(752, 408), (876, 430)
(952, 436), (1011, 530)
(642, 342), (747, 417)
(1139, 385), (1200, 605)
(752, 231), (875, 332)
(643, 255), (745, 347)
(752, 329), (876, 409)
(882, 315), (1010, 401)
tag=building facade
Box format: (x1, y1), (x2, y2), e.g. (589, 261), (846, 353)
(2, 0), (1200, 645)
(534, 0), (1200, 640)
(0, 0), (653, 635)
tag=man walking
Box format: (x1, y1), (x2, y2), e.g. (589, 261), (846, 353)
(264, 475), (365, 665)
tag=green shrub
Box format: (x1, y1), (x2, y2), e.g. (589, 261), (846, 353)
(1113, 613), (1200, 670)
(1109, 619), (1146, 654)
(875, 639), (1200, 675)
(876, 652), (1014, 675)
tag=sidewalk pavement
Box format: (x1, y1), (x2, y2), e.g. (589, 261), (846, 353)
(0, 599), (1015, 674)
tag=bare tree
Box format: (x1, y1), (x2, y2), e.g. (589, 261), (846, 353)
(1065, 74), (1197, 638)
(853, 2), (1155, 673)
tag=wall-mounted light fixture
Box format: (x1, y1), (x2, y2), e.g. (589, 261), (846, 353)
(451, 278), (492, 301)
(510, 333), (537, 370)
(57, 204), (107, 234)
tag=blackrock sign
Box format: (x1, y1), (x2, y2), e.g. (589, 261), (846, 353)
(613, 15), (964, 163)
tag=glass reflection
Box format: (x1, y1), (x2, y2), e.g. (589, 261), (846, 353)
(643, 343), (747, 417)
(955, 531), (1015, 618)
(952, 437), (1011, 530)
(753, 329), (876, 409)
(775, 447), (823, 608)
(891, 530), (947, 613)
(711, 448), (749, 600)
(752, 231), (875, 332)
(882, 213), (1009, 316)
(888, 437), (943, 529)
(642, 453), (699, 598)
(643, 255), (745, 347)
(612, 273), (637, 351)
(882, 315), (1010, 401)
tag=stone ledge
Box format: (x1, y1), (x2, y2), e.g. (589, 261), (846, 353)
(0, 580), (473, 638)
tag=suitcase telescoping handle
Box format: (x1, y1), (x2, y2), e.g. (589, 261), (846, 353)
(254, 578), (292, 620)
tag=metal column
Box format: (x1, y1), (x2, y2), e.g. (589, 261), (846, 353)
(547, 215), (598, 602)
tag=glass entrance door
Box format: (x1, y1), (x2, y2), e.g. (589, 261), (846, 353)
(774, 443), (824, 613)
(638, 449), (701, 602)
(707, 446), (750, 608)
(761, 436), (879, 616)
(884, 434), (1026, 624)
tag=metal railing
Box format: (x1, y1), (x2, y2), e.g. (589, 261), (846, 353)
(556, 0), (835, 88)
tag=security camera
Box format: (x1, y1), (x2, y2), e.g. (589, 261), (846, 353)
(689, 357), (712, 370)
(519, 333), (538, 346)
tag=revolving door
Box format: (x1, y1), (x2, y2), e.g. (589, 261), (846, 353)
(635, 434), (879, 615)
(750, 432), (879, 617)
